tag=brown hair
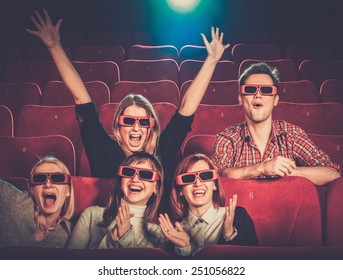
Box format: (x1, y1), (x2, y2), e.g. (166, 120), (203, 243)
(170, 153), (226, 219)
(100, 152), (164, 227)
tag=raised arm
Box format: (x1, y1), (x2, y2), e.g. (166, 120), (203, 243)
(178, 27), (230, 116)
(26, 9), (91, 104)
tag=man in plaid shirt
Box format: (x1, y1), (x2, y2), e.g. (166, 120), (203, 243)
(211, 63), (340, 186)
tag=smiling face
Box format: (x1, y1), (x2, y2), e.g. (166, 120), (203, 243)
(238, 73), (279, 125)
(119, 105), (151, 153)
(121, 161), (158, 206)
(180, 160), (217, 216)
(29, 162), (71, 220)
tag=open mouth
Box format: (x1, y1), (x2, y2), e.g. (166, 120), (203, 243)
(129, 134), (142, 145)
(193, 189), (206, 196)
(129, 186), (143, 193)
(43, 193), (57, 207)
(253, 103), (263, 109)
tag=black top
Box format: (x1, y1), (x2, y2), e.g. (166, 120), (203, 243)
(75, 102), (194, 185)
(218, 206), (259, 246)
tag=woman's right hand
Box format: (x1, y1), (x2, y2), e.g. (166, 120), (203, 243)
(25, 8), (63, 49)
(159, 213), (190, 248)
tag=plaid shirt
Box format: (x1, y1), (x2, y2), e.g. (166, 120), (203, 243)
(211, 120), (341, 173)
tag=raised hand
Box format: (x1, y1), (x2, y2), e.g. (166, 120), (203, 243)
(261, 156), (297, 177)
(159, 213), (190, 248)
(222, 194), (237, 239)
(115, 203), (134, 238)
(25, 8), (63, 49)
(201, 26), (230, 63)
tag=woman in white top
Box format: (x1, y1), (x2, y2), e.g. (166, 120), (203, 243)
(159, 154), (258, 257)
(67, 152), (168, 249)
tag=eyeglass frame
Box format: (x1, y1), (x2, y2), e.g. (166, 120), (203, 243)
(29, 172), (71, 185)
(175, 169), (219, 186)
(118, 115), (155, 128)
(240, 84), (278, 96)
(117, 165), (160, 182)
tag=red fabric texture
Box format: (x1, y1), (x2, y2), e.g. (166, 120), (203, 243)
(220, 176), (322, 246)
(72, 176), (114, 219)
(325, 177), (343, 246)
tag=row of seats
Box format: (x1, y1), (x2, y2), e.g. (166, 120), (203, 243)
(1, 176), (343, 259)
(1, 101), (342, 178)
(1, 58), (343, 90)
(2, 36), (343, 65)
(1, 79), (342, 123)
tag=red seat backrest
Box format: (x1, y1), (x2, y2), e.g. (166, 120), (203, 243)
(220, 176), (322, 246)
(325, 177), (343, 246)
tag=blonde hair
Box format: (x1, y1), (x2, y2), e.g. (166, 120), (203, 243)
(112, 94), (160, 156)
(29, 156), (74, 221)
(170, 153), (226, 219)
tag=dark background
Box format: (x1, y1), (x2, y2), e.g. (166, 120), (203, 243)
(0, 0), (343, 46)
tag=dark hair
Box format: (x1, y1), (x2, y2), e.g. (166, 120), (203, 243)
(99, 152), (164, 228)
(238, 62), (280, 88)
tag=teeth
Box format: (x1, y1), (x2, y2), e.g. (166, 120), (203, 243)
(129, 186), (142, 192)
(130, 135), (142, 141)
(193, 190), (205, 195)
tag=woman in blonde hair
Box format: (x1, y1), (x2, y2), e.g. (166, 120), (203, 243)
(26, 9), (230, 186)
(0, 156), (74, 248)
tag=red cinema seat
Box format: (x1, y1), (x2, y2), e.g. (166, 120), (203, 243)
(0, 135), (76, 178)
(121, 59), (179, 85)
(179, 60), (238, 87)
(111, 80), (180, 107)
(273, 102), (343, 135)
(86, 31), (132, 52)
(231, 44), (283, 67)
(180, 80), (239, 105)
(0, 82), (42, 121)
(239, 59), (298, 82)
(15, 105), (82, 176)
(42, 81), (110, 111)
(74, 45), (125, 70)
(72, 61), (120, 89)
(0, 105), (14, 137)
(72, 176), (114, 218)
(325, 177), (343, 246)
(182, 134), (216, 157)
(3, 61), (61, 89)
(278, 80), (319, 103)
(298, 60), (338, 89)
(220, 176), (322, 246)
(319, 79), (343, 104)
(284, 45), (333, 68)
(308, 134), (343, 169)
(22, 45), (73, 62)
(183, 104), (244, 150)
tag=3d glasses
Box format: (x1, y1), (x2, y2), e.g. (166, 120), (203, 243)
(175, 169), (218, 186)
(240, 84), (277, 95)
(118, 115), (155, 128)
(118, 166), (160, 182)
(29, 173), (71, 185)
